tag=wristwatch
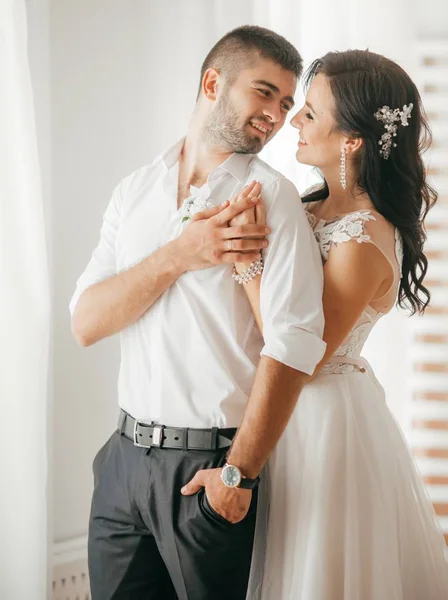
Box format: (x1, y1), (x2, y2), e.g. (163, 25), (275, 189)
(221, 463), (260, 490)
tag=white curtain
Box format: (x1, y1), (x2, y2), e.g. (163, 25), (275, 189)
(0, 1), (50, 599)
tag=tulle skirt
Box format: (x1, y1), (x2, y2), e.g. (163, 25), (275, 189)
(246, 362), (448, 599)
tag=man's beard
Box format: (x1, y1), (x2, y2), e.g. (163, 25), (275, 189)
(203, 88), (269, 154)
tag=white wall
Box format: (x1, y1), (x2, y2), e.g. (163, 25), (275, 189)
(416, 0), (448, 37)
(49, 0), (448, 545)
(52, 0), (148, 542)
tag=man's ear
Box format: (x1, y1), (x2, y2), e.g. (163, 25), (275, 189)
(202, 68), (220, 101)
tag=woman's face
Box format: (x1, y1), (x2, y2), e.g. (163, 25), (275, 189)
(290, 73), (344, 170)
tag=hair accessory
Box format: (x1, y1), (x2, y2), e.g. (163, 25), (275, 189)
(374, 103), (413, 159)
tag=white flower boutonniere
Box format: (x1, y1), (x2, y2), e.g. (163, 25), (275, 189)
(180, 196), (213, 223)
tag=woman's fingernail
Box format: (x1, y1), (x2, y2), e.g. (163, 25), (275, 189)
(265, 227), (271, 233)
(181, 487), (187, 494)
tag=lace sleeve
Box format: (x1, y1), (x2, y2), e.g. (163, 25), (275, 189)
(316, 209), (402, 291)
(316, 211), (377, 261)
(394, 228), (404, 276)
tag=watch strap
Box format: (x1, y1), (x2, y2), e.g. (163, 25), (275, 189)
(239, 475), (260, 490)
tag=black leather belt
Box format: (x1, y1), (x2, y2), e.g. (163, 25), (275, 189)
(119, 410), (237, 451)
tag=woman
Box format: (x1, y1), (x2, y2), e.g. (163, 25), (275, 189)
(230, 50), (448, 599)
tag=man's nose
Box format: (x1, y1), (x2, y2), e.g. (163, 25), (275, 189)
(262, 103), (282, 124)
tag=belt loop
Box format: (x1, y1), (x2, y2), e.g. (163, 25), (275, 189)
(210, 427), (218, 450)
(117, 410), (126, 434)
(182, 428), (189, 451)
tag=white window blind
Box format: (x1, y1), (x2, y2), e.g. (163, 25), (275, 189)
(409, 38), (448, 546)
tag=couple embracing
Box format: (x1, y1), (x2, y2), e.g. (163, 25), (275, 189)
(70, 25), (448, 600)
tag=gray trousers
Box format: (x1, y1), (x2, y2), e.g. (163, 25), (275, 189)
(88, 430), (258, 600)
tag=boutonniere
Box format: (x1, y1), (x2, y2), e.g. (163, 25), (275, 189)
(180, 196), (213, 223)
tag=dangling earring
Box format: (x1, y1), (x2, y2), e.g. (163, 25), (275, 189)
(340, 147), (347, 190)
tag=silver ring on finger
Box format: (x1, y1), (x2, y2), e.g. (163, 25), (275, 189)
(227, 239), (233, 252)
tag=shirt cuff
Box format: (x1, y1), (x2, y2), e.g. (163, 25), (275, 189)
(260, 328), (327, 375)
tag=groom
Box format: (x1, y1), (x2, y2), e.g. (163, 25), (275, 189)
(70, 25), (325, 600)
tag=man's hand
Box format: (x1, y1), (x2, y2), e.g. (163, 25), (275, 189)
(175, 184), (270, 273)
(181, 468), (252, 524)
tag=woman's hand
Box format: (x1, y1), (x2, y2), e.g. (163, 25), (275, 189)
(229, 181), (267, 274)
(176, 190), (269, 271)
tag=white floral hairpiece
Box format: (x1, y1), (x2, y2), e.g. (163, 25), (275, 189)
(374, 103), (413, 159)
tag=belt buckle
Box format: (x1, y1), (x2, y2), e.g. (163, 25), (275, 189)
(133, 420), (151, 449)
(152, 425), (164, 448)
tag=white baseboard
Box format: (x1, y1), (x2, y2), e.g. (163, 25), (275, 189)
(53, 535), (88, 566)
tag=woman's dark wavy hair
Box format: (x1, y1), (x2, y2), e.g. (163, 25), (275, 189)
(302, 50), (436, 314)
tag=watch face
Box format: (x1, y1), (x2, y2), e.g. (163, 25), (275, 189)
(222, 465), (241, 487)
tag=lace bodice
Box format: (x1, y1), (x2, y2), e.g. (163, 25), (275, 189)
(306, 208), (403, 374)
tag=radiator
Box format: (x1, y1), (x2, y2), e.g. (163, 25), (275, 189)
(53, 558), (90, 600)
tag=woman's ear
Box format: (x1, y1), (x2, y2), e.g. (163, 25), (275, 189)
(344, 136), (364, 156)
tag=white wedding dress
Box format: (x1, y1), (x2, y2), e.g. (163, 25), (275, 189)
(247, 208), (448, 600)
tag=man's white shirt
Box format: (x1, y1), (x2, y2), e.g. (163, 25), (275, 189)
(70, 139), (326, 428)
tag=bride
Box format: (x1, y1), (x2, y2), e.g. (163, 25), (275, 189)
(223, 49), (448, 599)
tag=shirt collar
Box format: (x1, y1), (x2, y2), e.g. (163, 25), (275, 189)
(160, 138), (185, 169)
(160, 137), (254, 184)
(212, 152), (254, 183)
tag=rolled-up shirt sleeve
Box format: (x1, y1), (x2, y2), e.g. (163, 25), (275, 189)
(260, 178), (326, 374)
(69, 184), (122, 315)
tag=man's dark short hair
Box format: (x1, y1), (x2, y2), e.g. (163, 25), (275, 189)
(197, 25), (302, 98)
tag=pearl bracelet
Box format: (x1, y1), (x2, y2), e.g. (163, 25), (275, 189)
(232, 258), (264, 285)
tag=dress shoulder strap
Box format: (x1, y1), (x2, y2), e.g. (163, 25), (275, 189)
(315, 210), (377, 260)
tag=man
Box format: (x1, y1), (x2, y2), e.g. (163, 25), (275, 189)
(70, 25), (325, 600)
